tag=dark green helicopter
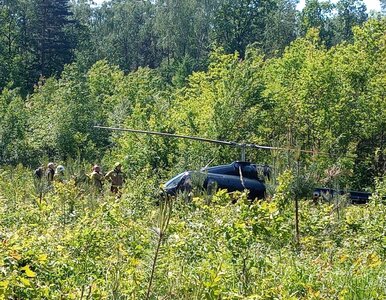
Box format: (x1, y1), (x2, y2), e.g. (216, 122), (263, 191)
(95, 126), (371, 203)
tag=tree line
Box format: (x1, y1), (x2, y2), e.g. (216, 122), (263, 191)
(1, 0), (383, 95)
(0, 0), (385, 191)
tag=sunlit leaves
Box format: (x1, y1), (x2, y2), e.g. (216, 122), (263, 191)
(0, 88), (28, 164)
(1, 164), (386, 298)
(20, 265), (36, 278)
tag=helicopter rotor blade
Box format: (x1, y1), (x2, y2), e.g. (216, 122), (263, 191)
(94, 125), (329, 156)
(94, 126), (238, 147)
(246, 143), (326, 155)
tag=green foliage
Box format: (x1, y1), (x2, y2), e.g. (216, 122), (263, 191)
(0, 88), (28, 164)
(0, 165), (385, 299)
(0, 0), (379, 95)
(263, 0), (298, 56)
(26, 64), (103, 161)
(334, 0), (368, 43)
(1, 18), (385, 191)
(1, 6), (386, 300)
(0, 0), (77, 94)
(371, 176), (386, 205)
(105, 66), (174, 173)
(272, 169), (296, 208)
(300, 0), (335, 46)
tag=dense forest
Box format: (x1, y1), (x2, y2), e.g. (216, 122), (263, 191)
(1, 0), (386, 299)
(1, 0), (385, 188)
(1, 0), (383, 95)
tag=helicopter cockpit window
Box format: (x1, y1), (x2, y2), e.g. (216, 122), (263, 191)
(165, 173), (186, 189)
(234, 163), (258, 179)
(242, 165), (257, 178)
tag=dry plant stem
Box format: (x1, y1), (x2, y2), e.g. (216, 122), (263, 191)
(295, 159), (300, 246)
(146, 231), (163, 300)
(295, 197), (300, 246)
(241, 256), (250, 295)
(146, 198), (172, 300)
(80, 286), (85, 300)
(86, 285), (92, 300)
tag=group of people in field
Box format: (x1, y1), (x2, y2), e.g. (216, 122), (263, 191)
(88, 162), (126, 196)
(34, 162), (65, 184)
(34, 161), (126, 197)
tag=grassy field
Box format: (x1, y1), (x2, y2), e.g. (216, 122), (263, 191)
(0, 165), (385, 299)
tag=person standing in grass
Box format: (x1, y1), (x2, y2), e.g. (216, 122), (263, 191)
(33, 165), (45, 203)
(105, 162), (126, 197)
(89, 164), (104, 193)
(34, 166), (44, 180)
(46, 162), (55, 183)
(54, 165), (66, 183)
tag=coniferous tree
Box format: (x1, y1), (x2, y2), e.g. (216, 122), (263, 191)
(69, 0), (96, 72)
(32, 0), (75, 77)
(0, 0), (35, 95)
(0, 0), (23, 91)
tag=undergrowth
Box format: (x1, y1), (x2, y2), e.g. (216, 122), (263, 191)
(0, 166), (385, 299)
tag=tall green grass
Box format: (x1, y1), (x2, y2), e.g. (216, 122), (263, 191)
(0, 165), (385, 299)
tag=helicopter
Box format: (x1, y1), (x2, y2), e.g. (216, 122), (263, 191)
(163, 161), (269, 200)
(94, 126), (372, 203)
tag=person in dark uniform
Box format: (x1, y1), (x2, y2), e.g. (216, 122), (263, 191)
(34, 166), (44, 179)
(46, 162), (55, 183)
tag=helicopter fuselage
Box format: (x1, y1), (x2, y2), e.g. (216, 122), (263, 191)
(163, 161), (267, 200)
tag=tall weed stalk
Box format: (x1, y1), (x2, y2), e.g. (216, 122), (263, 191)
(146, 195), (173, 299)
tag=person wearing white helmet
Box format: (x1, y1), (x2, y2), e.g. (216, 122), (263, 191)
(46, 162), (55, 182)
(54, 165), (65, 183)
